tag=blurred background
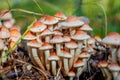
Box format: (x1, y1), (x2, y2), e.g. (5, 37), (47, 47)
(0, 0), (120, 38)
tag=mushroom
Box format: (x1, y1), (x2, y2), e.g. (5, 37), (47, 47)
(0, 9), (12, 20)
(80, 23), (93, 31)
(39, 42), (53, 70)
(65, 40), (78, 69)
(102, 32), (120, 63)
(79, 50), (90, 70)
(73, 59), (84, 79)
(40, 28), (53, 42)
(50, 35), (63, 56)
(40, 15), (58, 31)
(27, 39), (45, 70)
(48, 52), (59, 76)
(108, 63), (120, 80)
(94, 35), (102, 42)
(67, 70), (75, 80)
(30, 21), (47, 43)
(59, 50), (72, 74)
(23, 31), (36, 40)
(98, 61), (112, 80)
(3, 18), (15, 28)
(61, 15), (84, 36)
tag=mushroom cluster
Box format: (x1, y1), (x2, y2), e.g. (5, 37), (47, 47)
(23, 12), (106, 79)
(0, 10), (21, 63)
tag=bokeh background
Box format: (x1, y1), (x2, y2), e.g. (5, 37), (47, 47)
(0, 0), (120, 38)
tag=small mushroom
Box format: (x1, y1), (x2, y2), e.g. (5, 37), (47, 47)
(108, 63), (120, 80)
(39, 42), (53, 70)
(48, 52), (59, 76)
(67, 70), (75, 80)
(23, 31), (36, 40)
(80, 23), (93, 31)
(0, 9), (12, 20)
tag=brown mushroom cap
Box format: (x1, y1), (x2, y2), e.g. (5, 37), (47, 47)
(39, 16), (58, 25)
(67, 70), (75, 77)
(48, 52), (59, 61)
(102, 32), (120, 45)
(50, 35), (63, 44)
(65, 40), (78, 49)
(80, 23), (92, 31)
(98, 61), (108, 68)
(53, 30), (63, 36)
(71, 30), (90, 40)
(40, 28), (53, 37)
(94, 35), (102, 42)
(23, 31), (36, 40)
(0, 26), (10, 38)
(59, 50), (72, 58)
(30, 22), (47, 33)
(108, 63), (120, 71)
(74, 59), (84, 68)
(39, 42), (53, 50)
(61, 15), (84, 28)
(0, 9), (12, 20)
(87, 37), (95, 44)
(63, 34), (71, 42)
(54, 12), (67, 21)
(79, 51), (90, 58)
(27, 40), (42, 48)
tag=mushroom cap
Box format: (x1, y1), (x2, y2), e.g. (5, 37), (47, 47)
(87, 37), (95, 44)
(98, 61), (108, 68)
(27, 40), (42, 48)
(79, 51), (90, 58)
(10, 25), (20, 31)
(39, 16), (58, 25)
(50, 35), (63, 44)
(0, 9), (12, 20)
(67, 70), (75, 77)
(54, 12), (67, 21)
(39, 42), (53, 50)
(0, 39), (5, 50)
(40, 28), (53, 37)
(59, 50), (72, 58)
(102, 32), (120, 45)
(0, 26), (10, 38)
(9, 29), (21, 41)
(61, 15), (84, 28)
(3, 18), (15, 28)
(48, 52), (59, 61)
(71, 30), (90, 40)
(65, 40), (78, 49)
(53, 30), (63, 36)
(30, 22), (47, 33)
(23, 31), (36, 40)
(74, 59), (84, 68)
(80, 23), (92, 31)
(108, 63), (120, 71)
(63, 34), (71, 42)
(9, 40), (17, 49)
(94, 35), (102, 42)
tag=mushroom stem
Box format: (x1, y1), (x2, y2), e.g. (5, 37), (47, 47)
(36, 33), (42, 43)
(76, 67), (84, 78)
(83, 39), (87, 48)
(112, 71), (118, 80)
(111, 48), (117, 63)
(69, 77), (74, 80)
(103, 68), (112, 80)
(31, 48), (45, 70)
(56, 44), (61, 56)
(69, 28), (75, 36)
(1, 51), (7, 63)
(83, 59), (87, 71)
(45, 36), (50, 42)
(69, 49), (75, 69)
(63, 58), (69, 74)
(51, 61), (57, 76)
(48, 25), (53, 31)
(44, 50), (50, 70)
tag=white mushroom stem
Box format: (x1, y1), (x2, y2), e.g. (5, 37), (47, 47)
(69, 49), (75, 69)
(31, 48), (45, 70)
(112, 71), (119, 80)
(111, 48), (117, 63)
(51, 61), (57, 76)
(63, 58), (69, 74)
(83, 39), (87, 48)
(56, 44), (61, 56)
(103, 68), (112, 80)
(69, 28), (75, 36)
(44, 50), (50, 70)
(1, 50), (7, 63)
(36, 33), (42, 44)
(74, 41), (82, 62)
(70, 77), (74, 80)
(45, 36), (50, 42)
(48, 25), (53, 31)
(83, 59), (88, 71)
(76, 67), (84, 78)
